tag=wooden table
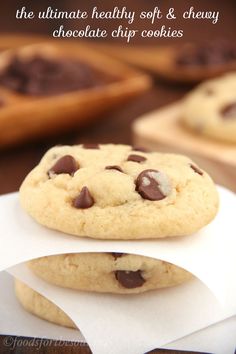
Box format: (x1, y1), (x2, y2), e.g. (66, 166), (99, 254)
(0, 336), (209, 354)
(1, 0), (236, 353)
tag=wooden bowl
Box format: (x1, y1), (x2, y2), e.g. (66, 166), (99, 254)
(85, 42), (236, 84)
(0, 42), (152, 148)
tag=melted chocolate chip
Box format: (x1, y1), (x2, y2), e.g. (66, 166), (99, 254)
(73, 187), (94, 209)
(132, 146), (149, 152)
(135, 169), (169, 201)
(220, 102), (236, 118)
(82, 143), (100, 149)
(115, 270), (145, 289)
(111, 252), (124, 260)
(127, 154), (147, 163)
(190, 164), (203, 176)
(105, 165), (123, 173)
(48, 155), (78, 176)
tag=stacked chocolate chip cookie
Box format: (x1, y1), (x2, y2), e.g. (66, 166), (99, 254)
(16, 144), (219, 328)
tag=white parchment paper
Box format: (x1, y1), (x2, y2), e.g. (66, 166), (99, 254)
(0, 186), (236, 303)
(0, 271), (84, 343)
(0, 186), (236, 353)
(7, 263), (236, 354)
(0, 272), (236, 354)
(1, 271), (235, 354)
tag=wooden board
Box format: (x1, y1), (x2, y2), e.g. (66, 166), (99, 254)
(133, 101), (236, 192)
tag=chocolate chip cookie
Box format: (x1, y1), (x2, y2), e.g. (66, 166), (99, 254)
(28, 253), (192, 294)
(19, 144), (219, 239)
(182, 73), (236, 143)
(15, 279), (76, 329)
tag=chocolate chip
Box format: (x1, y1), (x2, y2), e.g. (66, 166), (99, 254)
(127, 154), (147, 163)
(190, 164), (203, 176)
(132, 146), (149, 152)
(135, 169), (171, 201)
(105, 165), (123, 173)
(115, 270), (145, 289)
(176, 40), (236, 68)
(111, 252), (124, 260)
(82, 143), (100, 149)
(73, 187), (94, 209)
(205, 88), (214, 96)
(0, 56), (111, 96)
(48, 155), (78, 176)
(220, 102), (236, 118)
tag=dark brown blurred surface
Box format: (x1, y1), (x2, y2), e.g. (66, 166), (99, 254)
(0, 1), (235, 353)
(0, 0), (236, 44)
(0, 335), (213, 354)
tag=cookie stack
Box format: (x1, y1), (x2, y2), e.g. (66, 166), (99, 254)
(15, 144), (219, 328)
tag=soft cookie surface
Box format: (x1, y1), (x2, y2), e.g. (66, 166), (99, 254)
(20, 144), (219, 239)
(15, 279), (76, 329)
(182, 73), (236, 143)
(28, 252), (192, 294)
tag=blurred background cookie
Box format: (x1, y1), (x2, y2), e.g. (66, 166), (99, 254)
(181, 72), (236, 143)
